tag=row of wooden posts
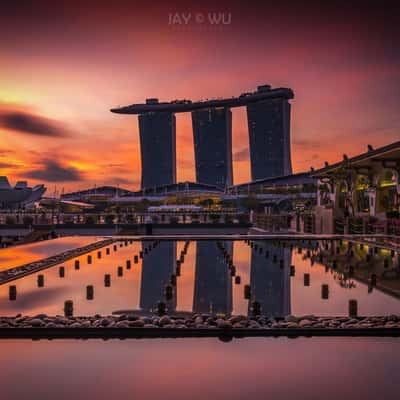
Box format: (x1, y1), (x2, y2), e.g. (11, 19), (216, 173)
(243, 239), (360, 317)
(8, 238), (163, 316)
(7, 238), (381, 318)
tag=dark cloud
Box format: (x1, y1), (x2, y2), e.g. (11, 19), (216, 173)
(0, 110), (69, 137)
(233, 148), (249, 161)
(25, 160), (83, 182)
(0, 162), (20, 169)
(0, 149), (15, 156)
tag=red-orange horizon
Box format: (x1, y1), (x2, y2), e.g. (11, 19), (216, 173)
(0, 1), (399, 193)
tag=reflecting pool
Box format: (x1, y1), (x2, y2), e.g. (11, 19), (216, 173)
(0, 236), (105, 271)
(0, 239), (399, 317)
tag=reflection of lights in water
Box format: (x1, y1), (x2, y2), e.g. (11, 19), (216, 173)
(1, 239), (399, 317)
(333, 272), (356, 289)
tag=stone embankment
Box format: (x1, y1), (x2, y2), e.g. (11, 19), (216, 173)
(0, 238), (116, 285)
(1, 314), (399, 338)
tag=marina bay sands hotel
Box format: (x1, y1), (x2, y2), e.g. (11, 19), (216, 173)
(111, 84), (293, 189)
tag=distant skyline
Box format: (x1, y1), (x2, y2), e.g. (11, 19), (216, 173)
(0, 0), (399, 192)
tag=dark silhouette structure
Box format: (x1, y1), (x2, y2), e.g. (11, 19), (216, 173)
(138, 111), (176, 189)
(192, 107), (233, 188)
(140, 241), (177, 312)
(193, 241), (232, 315)
(247, 85), (292, 180)
(111, 86), (293, 114)
(111, 85), (293, 187)
(248, 242), (291, 317)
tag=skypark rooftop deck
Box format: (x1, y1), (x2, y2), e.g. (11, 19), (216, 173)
(110, 86), (294, 114)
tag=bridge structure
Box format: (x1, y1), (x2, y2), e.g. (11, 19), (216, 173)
(111, 84), (294, 190)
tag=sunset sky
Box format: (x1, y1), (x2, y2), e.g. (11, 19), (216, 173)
(1, 0), (399, 194)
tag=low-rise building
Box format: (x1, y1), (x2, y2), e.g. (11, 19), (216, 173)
(0, 176), (46, 210)
(312, 141), (400, 234)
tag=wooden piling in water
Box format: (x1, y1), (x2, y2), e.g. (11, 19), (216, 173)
(349, 299), (358, 317)
(37, 274), (44, 287)
(86, 285), (94, 300)
(64, 300), (73, 317)
(9, 285), (16, 301)
(244, 284), (251, 300)
(321, 284), (329, 299)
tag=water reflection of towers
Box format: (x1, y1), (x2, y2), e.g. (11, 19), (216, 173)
(245, 240), (291, 317)
(193, 241), (233, 315)
(140, 241), (177, 313)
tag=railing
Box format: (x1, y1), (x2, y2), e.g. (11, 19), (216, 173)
(349, 219), (363, 234)
(0, 211), (243, 225)
(387, 219), (400, 237)
(334, 219), (345, 234)
(333, 217), (400, 237)
(303, 214), (315, 234)
(253, 214), (291, 232)
(366, 221), (386, 234)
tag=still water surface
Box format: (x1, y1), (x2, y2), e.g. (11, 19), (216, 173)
(0, 338), (399, 400)
(0, 239), (399, 317)
(0, 236), (104, 271)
